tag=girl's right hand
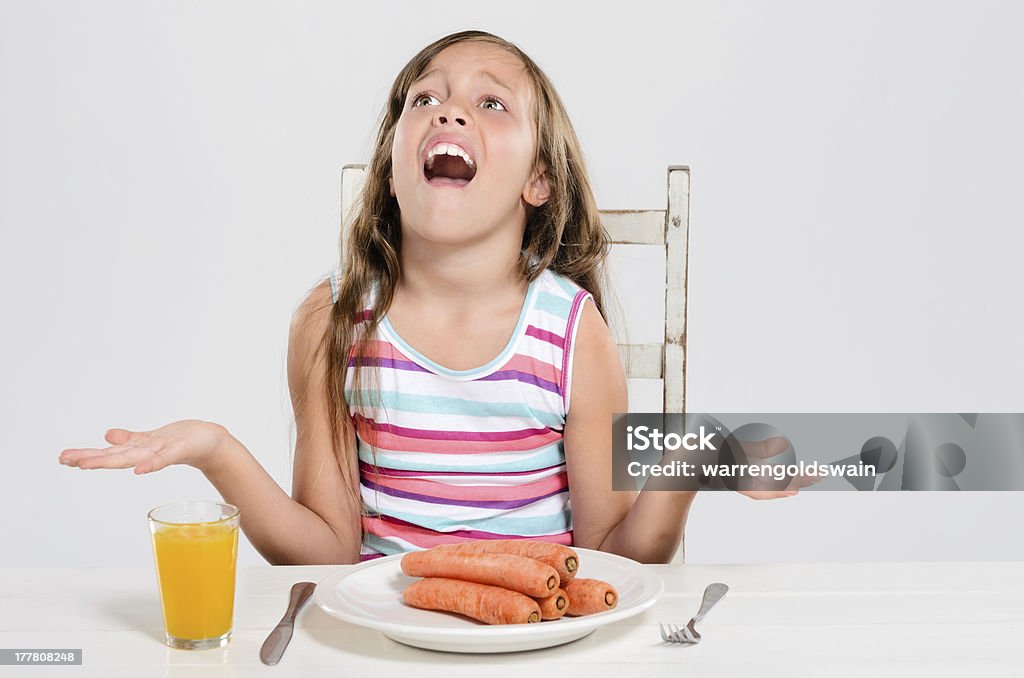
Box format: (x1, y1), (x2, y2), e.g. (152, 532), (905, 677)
(58, 420), (230, 475)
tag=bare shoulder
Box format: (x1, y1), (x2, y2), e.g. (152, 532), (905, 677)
(291, 280), (334, 344)
(296, 277), (335, 314)
(567, 300), (627, 417)
(287, 280), (361, 542)
(286, 280), (333, 376)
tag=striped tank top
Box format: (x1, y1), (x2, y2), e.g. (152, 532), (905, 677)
(326, 266), (592, 560)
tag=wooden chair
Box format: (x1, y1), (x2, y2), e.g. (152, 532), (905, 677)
(339, 164), (692, 562)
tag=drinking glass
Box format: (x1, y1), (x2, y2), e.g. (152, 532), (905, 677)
(148, 501), (240, 650)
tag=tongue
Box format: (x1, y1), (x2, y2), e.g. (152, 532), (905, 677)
(428, 176), (470, 187)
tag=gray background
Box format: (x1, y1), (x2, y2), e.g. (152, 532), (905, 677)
(2, 1), (1021, 567)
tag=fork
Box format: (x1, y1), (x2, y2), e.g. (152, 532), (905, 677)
(660, 582), (729, 644)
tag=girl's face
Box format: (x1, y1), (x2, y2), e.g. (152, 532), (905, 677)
(390, 41), (549, 249)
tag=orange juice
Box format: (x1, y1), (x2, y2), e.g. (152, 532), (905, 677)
(152, 521), (238, 642)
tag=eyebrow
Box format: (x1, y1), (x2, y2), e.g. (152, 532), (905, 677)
(412, 68), (514, 95)
(479, 70), (514, 94)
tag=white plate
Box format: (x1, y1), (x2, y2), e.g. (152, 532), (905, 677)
(314, 547), (663, 653)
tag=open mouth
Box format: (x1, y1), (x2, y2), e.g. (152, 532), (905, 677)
(423, 143), (477, 187)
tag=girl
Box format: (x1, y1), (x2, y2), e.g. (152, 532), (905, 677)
(58, 31), (768, 565)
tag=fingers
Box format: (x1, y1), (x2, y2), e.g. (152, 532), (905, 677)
(740, 489), (799, 500)
(60, 427), (157, 472)
(59, 442), (145, 469)
(58, 447), (99, 465)
(741, 473), (807, 497)
(737, 470), (816, 498)
(59, 438), (169, 474)
(786, 472), (822, 491)
(61, 421), (214, 475)
(737, 436), (792, 460)
(105, 428), (146, 444)
(730, 435), (808, 499)
(59, 448), (114, 463)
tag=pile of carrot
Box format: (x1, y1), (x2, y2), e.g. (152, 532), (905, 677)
(401, 540), (618, 625)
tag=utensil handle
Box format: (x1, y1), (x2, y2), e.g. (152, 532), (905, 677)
(692, 582), (728, 623)
(260, 582), (316, 666)
(282, 582), (316, 623)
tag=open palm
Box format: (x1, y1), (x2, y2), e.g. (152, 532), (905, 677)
(59, 419), (228, 475)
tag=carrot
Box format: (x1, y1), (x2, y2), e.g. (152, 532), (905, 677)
(534, 588), (569, 620)
(401, 550), (559, 597)
(564, 578), (618, 616)
(435, 540), (579, 584)
(403, 577), (541, 625)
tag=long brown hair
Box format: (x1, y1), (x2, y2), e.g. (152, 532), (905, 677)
(311, 30), (611, 526)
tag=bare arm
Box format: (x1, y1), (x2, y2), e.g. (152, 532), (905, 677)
(59, 280), (362, 565)
(171, 280), (363, 564)
(562, 302), (695, 564)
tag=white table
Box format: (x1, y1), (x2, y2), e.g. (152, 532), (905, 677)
(2, 562), (1021, 677)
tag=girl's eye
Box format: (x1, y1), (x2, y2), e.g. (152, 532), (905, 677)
(481, 98), (506, 112)
(412, 93), (439, 107)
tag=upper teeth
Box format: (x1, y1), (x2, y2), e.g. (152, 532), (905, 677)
(426, 143), (475, 168)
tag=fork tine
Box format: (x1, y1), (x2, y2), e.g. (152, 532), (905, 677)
(661, 622), (701, 644)
(662, 582), (726, 644)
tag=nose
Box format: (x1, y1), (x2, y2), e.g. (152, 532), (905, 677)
(435, 114), (466, 126)
(433, 100), (470, 127)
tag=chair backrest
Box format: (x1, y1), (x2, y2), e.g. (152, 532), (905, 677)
(339, 164), (691, 562)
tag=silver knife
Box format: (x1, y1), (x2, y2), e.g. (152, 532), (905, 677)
(260, 581), (317, 666)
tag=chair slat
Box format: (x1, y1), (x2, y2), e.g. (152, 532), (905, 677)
(664, 166), (690, 415)
(340, 165), (367, 261)
(601, 210), (666, 245)
(617, 343), (664, 379)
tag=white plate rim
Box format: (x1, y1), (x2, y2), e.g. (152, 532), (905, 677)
(314, 547), (664, 639)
